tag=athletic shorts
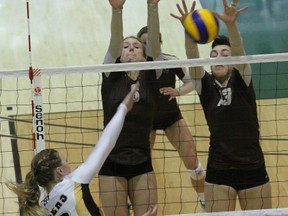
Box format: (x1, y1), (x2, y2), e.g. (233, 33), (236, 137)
(205, 164), (269, 190)
(152, 115), (183, 130)
(99, 158), (153, 180)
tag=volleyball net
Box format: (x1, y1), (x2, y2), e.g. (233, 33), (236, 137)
(1, 53), (288, 215)
(167, 208), (288, 216)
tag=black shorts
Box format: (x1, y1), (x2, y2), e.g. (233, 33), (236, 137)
(206, 165), (269, 190)
(152, 95), (183, 130)
(152, 115), (183, 130)
(99, 158), (153, 180)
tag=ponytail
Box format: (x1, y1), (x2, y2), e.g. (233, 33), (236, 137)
(6, 171), (48, 216)
(6, 149), (62, 216)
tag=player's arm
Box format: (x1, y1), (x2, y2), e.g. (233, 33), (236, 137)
(214, 0), (251, 86)
(160, 68), (194, 100)
(170, 0), (204, 93)
(147, 0), (163, 79)
(184, 33), (205, 81)
(103, 0), (125, 77)
(69, 82), (140, 184)
(178, 70), (195, 95)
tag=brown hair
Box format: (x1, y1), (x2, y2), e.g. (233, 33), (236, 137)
(212, 35), (231, 48)
(6, 149), (62, 216)
(137, 26), (163, 44)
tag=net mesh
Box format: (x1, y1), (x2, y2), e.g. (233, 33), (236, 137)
(1, 54), (288, 215)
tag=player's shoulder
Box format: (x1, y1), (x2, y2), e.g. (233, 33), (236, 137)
(162, 53), (179, 61)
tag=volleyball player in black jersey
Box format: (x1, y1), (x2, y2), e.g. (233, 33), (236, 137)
(171, 0), (272, 212)
(137, 26), (206, 209)
(99, 0), (162, 215)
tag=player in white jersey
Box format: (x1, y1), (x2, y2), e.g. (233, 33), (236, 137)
(7, 82), (157, 216)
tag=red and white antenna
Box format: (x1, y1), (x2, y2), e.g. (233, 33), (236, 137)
(26, 0), (45, 153)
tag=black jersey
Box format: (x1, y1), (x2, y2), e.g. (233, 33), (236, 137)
(199, 70), (265, 170)
(152, 55), (184, 130)
(101, 59), (158, 165)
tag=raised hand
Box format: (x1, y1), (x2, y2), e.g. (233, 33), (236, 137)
(170, 0), (196, 24)
(147, 0), (160, 4)
(109, 0), (126, 9)
(160, 87), (180, 101)
(214, 0), (248, 24)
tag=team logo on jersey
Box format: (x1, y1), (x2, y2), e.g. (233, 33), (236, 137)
(49, 194), (68, 216)
(41, 195), (50, 206)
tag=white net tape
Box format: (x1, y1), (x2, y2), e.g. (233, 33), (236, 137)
(167, 208), (288, 216)
(0, 52), (287, 78)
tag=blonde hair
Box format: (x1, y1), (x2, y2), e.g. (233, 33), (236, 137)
(6, 149), (62, 216)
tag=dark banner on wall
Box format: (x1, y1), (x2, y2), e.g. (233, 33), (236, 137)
(200, 0), (288, 99)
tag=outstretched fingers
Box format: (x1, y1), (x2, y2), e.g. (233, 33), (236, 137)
(188, 0), (196, 13)
(170, 0), (197, 22)
(222, 0), (228, 8)
(237, 6), (248, 14)
(170, 3), (185, 21)
(181, 0), (189, 14)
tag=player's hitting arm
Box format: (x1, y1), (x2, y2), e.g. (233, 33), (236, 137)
(69, 103), (128, 184)
(69, 82), (139, 183)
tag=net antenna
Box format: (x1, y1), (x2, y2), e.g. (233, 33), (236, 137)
(26, 0), (45, 153)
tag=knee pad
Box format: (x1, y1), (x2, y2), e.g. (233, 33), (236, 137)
(187, 162), (205, 180)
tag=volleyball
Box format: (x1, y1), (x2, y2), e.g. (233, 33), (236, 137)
(183, 8), (219, 44)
